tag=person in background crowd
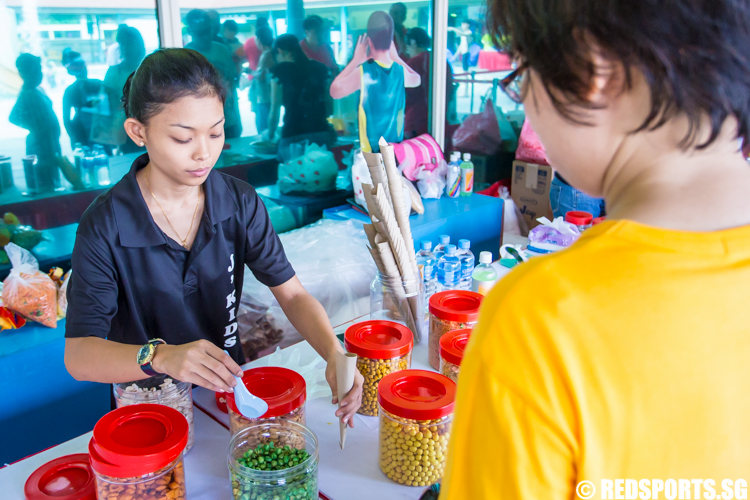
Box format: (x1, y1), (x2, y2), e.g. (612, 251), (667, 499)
(206, 10), (224, 44)
(448, 19), (473, 73)
(185, 9), (242, 139)
(105, 25), (126, 67)
(221, 20), (245, 73)
(403, 27), (454, 140)
(389, 2), (408, 57)
(300, 15), (338, 71)
(103, 26), (146, 153)
(10, 54), (69, 188)
(244, 17), (269, 74)
(439, 0), (750, 497)
(62, 49), (104, 149)
(268, 34), (336, 157)
(330, 11), (420, 153)
(251, 26), (275, 135)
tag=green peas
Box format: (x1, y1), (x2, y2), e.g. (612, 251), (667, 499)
(237, 442), (311, 472)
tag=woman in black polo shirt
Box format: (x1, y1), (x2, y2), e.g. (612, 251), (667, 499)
(64, 48), (363, 426)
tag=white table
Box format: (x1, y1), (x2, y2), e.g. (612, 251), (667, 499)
(193, 323), (435, 500)
(0, 407), (235, 499)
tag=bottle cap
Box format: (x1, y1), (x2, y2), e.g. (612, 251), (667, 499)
(479, 251), (492, 264)
(420, 240), (432, 251)
(451, 152), (460, 162)
(463, 153), (471, 161)
(458, 239), (470, 250)
(445, 245), (457, 255)
(439, 235), (450, 245)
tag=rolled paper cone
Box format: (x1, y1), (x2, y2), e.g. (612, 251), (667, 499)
(364, 224), (379, 248)
(374, 187), (413, 277)
(336, 351), (358, 450)
(363, 151), (393, 207)
(368, 246), (386, 275)
(362, 183), (379, 218)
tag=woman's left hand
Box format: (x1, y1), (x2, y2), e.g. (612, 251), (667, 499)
(326, 354), (364, 428)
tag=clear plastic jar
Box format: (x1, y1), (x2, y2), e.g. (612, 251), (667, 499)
(439, 329), (472, 384)
(565, 211), (594, 232)
(378, 370), (456, 487)
(228, 420), (319, 500)
(428, 291), (483, 370)
(370, 272), (427, 343)
(227, 366), (307, 435)
(114, 374), (195, 452)
(344, 320), (414, 416)
(89, 404), (189, 500)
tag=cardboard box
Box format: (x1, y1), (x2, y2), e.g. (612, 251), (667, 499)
(511, 160), (553, 229)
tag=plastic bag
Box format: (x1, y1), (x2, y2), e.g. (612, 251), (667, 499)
(391, 134), (444, 182)
(452, 99), (502, 156)
(58, 270), (71, 319)
(277, 142), (338, 194)
(415, 160), (448, 199)
(516, 119), (550, 166)
(351, 149), (372, 209)
(2, 243), (57, 327)
(528, 216), (580, 251)
(239, 220), (376, 355)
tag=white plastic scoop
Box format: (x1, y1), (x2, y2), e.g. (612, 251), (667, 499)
(224, 351), (268, 419)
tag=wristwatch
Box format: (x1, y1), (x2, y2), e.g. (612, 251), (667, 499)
(137, 338), (166, 376)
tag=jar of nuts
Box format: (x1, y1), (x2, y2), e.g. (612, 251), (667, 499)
(228, 420), (319, 500)
(428, 291), (483, 370)
(89, 404), (189, 500)
(439, 329), (472, 384)
(114, 374), (195, 452)
(344, 320), (414, 417)
(226, 366), (307, 435)
(377, 370), (456, 487)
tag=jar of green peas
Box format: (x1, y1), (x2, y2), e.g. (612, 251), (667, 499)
(228, 420), (319, 500)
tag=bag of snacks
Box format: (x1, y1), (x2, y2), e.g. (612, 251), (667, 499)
(2, 243), (58, 328)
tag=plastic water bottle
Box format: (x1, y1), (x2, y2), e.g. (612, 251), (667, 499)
(81, 147), (95, 187)
(445, 152), (461, 198)
(436, 244), (461, 291)
(433, 235), (451, 261)
(72, 143), (84, 181)
(472, 251), (499, 296)
(457, 239), (475, 291)
(94, 145), (110, 186)
(416, 240), (437, 299)
(460, 153), (474, 196)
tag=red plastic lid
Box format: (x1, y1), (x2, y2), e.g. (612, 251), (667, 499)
(592, 216), (607, 225)
(24, 454), (96, 500)
(89, 404), (188, 478)
(226, 367), (306, 418)
(565, 211), (593, 225)
(429, 290), (483, 323)
(344, 320), (414, 359)
(215, 391), (228, 413)
(439, 329), (472, 367)
(378, 370), (456, 420)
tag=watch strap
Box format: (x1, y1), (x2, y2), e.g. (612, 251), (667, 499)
(139, 339), (166, 377)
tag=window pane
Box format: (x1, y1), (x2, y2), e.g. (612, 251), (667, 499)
(0, 1), (160, 211)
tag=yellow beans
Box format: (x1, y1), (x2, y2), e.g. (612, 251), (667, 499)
(94, 458), (186, 500)
(357, 354), (410, 416)
(378, 408), (452, 487)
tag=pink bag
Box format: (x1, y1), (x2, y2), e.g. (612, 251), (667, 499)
(515, 119), (550, 166)
(391, 134), (445, 182)
(451, 101), (502, 156)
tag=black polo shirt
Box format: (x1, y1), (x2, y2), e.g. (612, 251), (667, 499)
(65, 154), (295, 364)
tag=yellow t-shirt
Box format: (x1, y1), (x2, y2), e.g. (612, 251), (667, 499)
(441, 220), (750, 500)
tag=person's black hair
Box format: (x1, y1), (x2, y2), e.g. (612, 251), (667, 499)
(406, 27), (431, 49)
(367, 11), (394, 51)
(390, 3), (407, 15)
(488, 0), (750, 148)
(15, 53), (41, 81)
(256, 26), (274, 49)
(274, 33), (308, 63)
(118, 26), (146, 67)
(255, 17), (269, 30)
(303, 15), (324, 32)
(122, 48), (227, 124)
(185, 9), (211, 36)
(223, 20), (238, 33)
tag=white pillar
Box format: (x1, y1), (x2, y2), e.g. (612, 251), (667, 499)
(156, 0), (182, 48)
(287, 0), (305, 40)
(431, 0), (448, 151)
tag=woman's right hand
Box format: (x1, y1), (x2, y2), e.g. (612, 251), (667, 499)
(151, 340), (244, 392)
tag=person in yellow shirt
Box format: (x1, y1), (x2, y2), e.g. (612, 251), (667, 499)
(439, 0), (750, 498)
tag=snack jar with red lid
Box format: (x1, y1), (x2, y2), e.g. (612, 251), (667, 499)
(377, 370), (456, 487)
(344, 320), (414, 416)
(565, 210), (594, 232)
(88, 404), (189, 500)
(24, 453), (96, 500)
(226, 366), (307, 435)
(439, 329), (472, 384)
(428, 290), (483, 370)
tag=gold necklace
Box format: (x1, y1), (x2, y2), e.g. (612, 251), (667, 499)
(145, 169), (202, 248)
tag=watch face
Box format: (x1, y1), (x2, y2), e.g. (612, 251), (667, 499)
(137, 343), (154, 365)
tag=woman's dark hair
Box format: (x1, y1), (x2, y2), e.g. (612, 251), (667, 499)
(406, 27), (431, 49)
(122, 48), (227, 124)
(256, 26), (274, 49)
(488, 0), (750, 148)
(303, 15), (324, 32)
(274, 34), (308, 63)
